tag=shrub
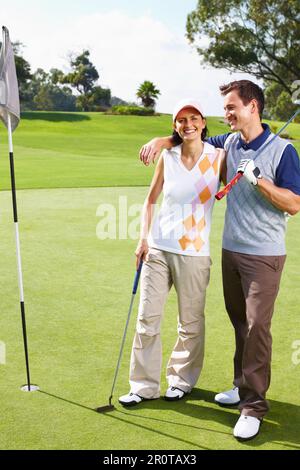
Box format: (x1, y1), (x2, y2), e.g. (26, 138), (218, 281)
(270, 125), (291, 139)
(110, 105), (155, 116)
(270, 125), (278, 134)
(280, 132), (291, 139)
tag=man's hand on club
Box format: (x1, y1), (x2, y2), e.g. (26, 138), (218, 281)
(139, 138), (164, 166)
(237, 159), (261, 186)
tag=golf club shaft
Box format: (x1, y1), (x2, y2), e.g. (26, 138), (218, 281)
(215, 107), (300, 200)
(108, 260), (143, 404)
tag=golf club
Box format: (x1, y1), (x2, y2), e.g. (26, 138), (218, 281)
(96, 259), (143, 413)
(215, 106), (300, 200)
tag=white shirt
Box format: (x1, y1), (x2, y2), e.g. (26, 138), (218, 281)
(148, 142), (222, 256)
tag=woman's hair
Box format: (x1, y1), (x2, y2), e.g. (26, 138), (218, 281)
(171, 125), (208, 146)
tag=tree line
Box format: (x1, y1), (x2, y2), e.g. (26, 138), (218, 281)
(5, 0), (300, 120)
(9, 44), (161, 113)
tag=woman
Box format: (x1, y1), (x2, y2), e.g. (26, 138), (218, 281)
(119, 99), (225, 406)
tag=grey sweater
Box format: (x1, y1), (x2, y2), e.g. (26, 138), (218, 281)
(223, 132), (290, 255)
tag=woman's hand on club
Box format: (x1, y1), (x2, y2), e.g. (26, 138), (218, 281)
(135, 240), (149, 269)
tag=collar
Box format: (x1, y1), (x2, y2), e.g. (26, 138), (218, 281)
(170, 141), (211, 158)
(237, 123), (271, 150)
(169, 144), (182, 157)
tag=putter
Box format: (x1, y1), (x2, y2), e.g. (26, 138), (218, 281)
(96, 260), (143, 413)
(215, 106), (300, 200)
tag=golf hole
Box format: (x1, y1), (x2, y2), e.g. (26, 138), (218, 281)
(20, 385), (40, 392)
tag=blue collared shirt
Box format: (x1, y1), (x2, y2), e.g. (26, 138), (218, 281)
(236, 123), (271, 150)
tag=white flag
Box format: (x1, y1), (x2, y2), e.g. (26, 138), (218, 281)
(0, 26), (20, 132)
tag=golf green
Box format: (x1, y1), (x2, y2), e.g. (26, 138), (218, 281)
(0, 186), (299, 450)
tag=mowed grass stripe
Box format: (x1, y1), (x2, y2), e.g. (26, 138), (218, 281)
(0, 145), (147, 189)
(0, 112), (299, 190)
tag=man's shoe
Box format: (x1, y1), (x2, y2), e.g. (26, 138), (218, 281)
(233, 415), (261, 441)
(164, 386), (187, 401)
(118, 392), (144, 407)
(214, 386), (240, 406)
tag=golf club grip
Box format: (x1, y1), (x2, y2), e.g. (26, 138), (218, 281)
(215, 173), (243, 200)
(132, 260), (143, 294)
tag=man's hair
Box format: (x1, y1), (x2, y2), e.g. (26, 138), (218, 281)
(219, 80), (265, 117)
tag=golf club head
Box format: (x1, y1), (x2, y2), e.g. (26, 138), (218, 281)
(95, 404), (115, 413)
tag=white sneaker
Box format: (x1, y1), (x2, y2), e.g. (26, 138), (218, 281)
(118, 392), (144, 407)
(215, 386), (240, 406)
(164, 386), (187, 401)
(233, 415), (261, 441)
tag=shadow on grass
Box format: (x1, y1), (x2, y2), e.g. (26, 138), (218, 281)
(21, 112), (91, 122)
(38, 389), (210, 450)
(38, 388), (300, 450)
(38, 390), (97, 412)
(125, 388), (300, 450)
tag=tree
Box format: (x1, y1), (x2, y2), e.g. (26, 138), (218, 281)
(50, 68), (65, 85)
(264, 82), (298, 121)
(136, 81), (161, 109)
(0, 41), (76, 111)
(61, 50), (99, 95)
(74, 85), (111, 111)
(59, 50), (111, 111)
(34, 84), (76, 111)
(23, 68), (76, 111)
(186, 0), (300, 119)
(88, 86), (111, 110)
(6, 41), (32, 105)
(13, 42), (32, 84)
(186, 0), (300, 91)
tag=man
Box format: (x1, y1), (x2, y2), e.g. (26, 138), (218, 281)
(139, 80), (300, 441)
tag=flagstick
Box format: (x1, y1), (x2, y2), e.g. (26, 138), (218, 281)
(7, 113), (39, 392)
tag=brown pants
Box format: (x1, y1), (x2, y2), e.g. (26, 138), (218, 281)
(222, 249), (286, 419)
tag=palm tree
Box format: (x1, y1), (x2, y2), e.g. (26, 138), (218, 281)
(136, 81), (161, 109)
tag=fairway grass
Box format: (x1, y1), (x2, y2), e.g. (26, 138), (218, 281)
(0, 112), (299, 190)
(0, 187), (299, 450)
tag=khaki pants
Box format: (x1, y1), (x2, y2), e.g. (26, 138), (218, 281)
(222, 249), (286, 418)
(129, 248), (211, 399)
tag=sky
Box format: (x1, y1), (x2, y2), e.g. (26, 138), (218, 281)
(0, 0), (257, 115)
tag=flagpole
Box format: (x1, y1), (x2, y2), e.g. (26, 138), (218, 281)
(7, 113), (39, 392)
